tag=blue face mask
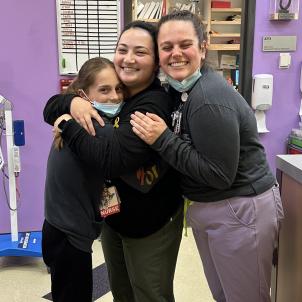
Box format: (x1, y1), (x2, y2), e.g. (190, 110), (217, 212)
(92, 101), (124, 118)
(166, 69), (202, 92)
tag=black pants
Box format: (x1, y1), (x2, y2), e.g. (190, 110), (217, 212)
(42, 220), (93, 302)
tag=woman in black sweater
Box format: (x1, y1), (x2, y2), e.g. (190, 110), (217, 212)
(44, 21), (183, 302)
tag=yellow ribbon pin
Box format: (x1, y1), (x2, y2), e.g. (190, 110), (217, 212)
(113, 117), (120, 128)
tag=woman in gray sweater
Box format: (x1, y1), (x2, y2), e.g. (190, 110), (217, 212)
(131, 10), (284, 302)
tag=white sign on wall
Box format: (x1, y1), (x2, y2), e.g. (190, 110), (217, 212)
(56, 0), (121, 75)
(262, 36), (297, 52)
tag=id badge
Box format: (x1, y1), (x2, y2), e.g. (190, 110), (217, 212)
(100, 186), (121, 218)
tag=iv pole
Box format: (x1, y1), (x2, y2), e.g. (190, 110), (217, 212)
(2, 96), (18, 241)
(0, 95), (42, 257)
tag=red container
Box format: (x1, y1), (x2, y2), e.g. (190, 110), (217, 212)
(60, 78), (74, 93)
(211, 1), (231, 8)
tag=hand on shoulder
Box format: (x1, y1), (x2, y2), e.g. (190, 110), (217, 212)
(70, 96), (105, 136)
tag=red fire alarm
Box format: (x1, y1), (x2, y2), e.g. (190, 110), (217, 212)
(211, 1), (231, 8)
(59, 78), (74, 93)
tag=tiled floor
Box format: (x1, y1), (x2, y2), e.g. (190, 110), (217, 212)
(0, 228), (214, 302)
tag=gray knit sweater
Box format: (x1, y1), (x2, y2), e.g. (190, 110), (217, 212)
(152, 66), (275, 202)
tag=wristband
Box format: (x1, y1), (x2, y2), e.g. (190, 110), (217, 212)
(58, 119), (68, 131)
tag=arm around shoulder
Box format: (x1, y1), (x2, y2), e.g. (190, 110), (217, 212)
(43, 93), (76, 125)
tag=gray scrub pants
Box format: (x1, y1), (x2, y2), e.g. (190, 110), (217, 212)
(187, 185), (284, 302)
(101, 205), (183, 302)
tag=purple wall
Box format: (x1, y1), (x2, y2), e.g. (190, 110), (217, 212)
(0, 1), (58, 232)
(253, 1), (302, 172)
(0, 1), (124, 233)
(0, 0), (300, 232)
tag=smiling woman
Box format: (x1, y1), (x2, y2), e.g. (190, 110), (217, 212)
(43, 20), (183, 302)
(131, 10), (282, 302)
(114, 27), (158, 96)
(157, 19), (206, 82)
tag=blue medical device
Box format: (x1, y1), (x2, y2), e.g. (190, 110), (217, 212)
(13, 120), (25, 146)
(0, 95), (41, 257)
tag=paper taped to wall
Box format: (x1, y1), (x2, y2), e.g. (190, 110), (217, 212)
(56, 0), (121, 75)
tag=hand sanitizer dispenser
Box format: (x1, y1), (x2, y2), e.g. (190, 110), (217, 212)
(251, 74), (273, 133)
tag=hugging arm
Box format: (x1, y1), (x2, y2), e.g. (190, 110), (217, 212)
(43, 94), (104, 135)
(131, 112), (168, 145)
(55, 91), (174, 179)
(150, 106), (240, 190)
(43, 94), (75, 126)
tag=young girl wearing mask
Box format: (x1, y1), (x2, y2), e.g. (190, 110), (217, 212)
(43, 57), (124, 302)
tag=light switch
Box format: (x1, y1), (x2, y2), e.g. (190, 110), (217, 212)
(279, 53), (291, 69)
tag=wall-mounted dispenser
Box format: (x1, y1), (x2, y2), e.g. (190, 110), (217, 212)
(270, 0), (299, 20)
(251, 74), (274, 133)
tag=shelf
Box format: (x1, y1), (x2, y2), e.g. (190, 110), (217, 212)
(211, 8), (242, 13)
(216, 67), (239, 70)
(131, 0), (243, 80)
(208, 44), (240, 51)
(210, 33), (240, 37)
(211, 20), (241, 25)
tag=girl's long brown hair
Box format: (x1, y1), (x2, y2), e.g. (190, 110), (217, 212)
(54, 57), (115, 150)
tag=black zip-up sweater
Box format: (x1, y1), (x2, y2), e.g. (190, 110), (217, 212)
(44, 120), (108, 253)
(43, 79), (183, 238)
(152, 66), (275, 202)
